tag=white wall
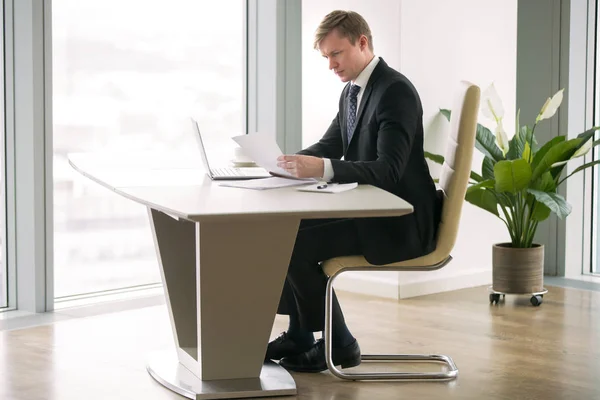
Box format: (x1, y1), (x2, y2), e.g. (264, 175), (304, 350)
(395, 0), (518, 297)
(301, 0), (518, 298)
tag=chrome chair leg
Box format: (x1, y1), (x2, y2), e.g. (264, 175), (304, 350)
(324, 266), (458, 381)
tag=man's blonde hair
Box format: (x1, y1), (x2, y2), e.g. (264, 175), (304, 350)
(313, 10), (373, 51)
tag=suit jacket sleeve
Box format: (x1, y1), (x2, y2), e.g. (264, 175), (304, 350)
(330, 80), (419, 190)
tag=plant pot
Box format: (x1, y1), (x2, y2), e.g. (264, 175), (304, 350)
(492, 243), (544, 294)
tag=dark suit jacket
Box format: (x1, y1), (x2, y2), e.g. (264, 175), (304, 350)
(298, 58), (442, 265)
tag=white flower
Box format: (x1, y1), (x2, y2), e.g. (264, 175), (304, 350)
(536, 89), (564, 123)
(550, 160), (568, 168)
(481, 83), (504, 122)
(549, 137), (593, 169)
(572, 137), (593, 158)
(495, 119), (510, 155)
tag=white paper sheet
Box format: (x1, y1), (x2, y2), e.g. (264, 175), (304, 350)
(231, 133), (313, 180)
(297, 182), (358, 193)
(219, 177), (315, 190)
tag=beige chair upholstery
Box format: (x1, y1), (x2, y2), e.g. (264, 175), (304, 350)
(322, 81), (481, 381)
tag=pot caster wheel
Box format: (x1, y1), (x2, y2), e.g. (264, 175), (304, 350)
(489, 293), (501, 304)
(530, 295), (543, 306)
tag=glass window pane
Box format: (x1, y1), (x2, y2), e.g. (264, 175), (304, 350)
(594, 2), (600, 275)
(52, 0), (245, 298)
(0, 0), (6, 309)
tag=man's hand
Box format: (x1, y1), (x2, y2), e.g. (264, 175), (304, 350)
(277, 155), (324, 178)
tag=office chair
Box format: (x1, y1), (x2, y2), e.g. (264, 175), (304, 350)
(321, 81), (480, 381)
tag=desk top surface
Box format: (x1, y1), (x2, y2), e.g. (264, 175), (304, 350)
(69, 152), (413, 222)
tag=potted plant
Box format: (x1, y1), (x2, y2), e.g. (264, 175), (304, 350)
(425, 84), (600, 305)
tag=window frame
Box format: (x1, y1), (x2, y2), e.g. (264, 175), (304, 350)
(0, 0), (11, 310)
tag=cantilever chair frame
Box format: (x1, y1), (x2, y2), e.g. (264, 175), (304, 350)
(324, 256), (458, 381)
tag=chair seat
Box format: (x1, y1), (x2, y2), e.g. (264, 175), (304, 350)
(322, 249), (450, 277)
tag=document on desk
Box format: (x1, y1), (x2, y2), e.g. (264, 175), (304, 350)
(297, 182), (358, 193)
(231, 133), (310, 180)
(219, 177), (314, 190)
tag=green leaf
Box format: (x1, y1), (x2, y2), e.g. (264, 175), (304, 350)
(549, 127), (600, 179)
(440, 109), (451, 121)
(527, 189), (572, 219)
(506, 126), (537, 161)
(494, 159), (532, 193)
(576, 126), (598, 142)
(465, 186), (498, 216)
(531, 138), (582, 181)
(506, 135), (521, 160)
(528, 171), (555, 221)
(531, 136), (565, 172)
(469, 171), (484, 183)
(424, 151), (444, 165)
(475, 123), (504, 162)
(466, 179), (495, 193)
(522, 142), (531, 162)
(482, 157), (495, 180)
(558, 159), (600, 186)
(531, 171), (556, 192)
(524, 126), (539, 150)
(531, 202), (551, 222)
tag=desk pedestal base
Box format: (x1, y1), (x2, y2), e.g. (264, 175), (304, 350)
(147, 351), (297, 399)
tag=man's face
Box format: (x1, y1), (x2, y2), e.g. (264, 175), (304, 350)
(319, 29), (369, 83)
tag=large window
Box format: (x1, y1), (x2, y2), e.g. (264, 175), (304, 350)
(52, 0), (245, 298)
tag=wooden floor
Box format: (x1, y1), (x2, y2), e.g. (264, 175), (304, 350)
(1, 285), (599, 400)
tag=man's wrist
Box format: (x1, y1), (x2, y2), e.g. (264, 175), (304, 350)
(322, 158), (334, 181)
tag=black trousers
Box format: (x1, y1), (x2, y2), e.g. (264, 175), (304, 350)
(277, 218), (361, 332)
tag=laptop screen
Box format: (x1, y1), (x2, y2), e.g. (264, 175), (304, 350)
(190, 118), (214, 177)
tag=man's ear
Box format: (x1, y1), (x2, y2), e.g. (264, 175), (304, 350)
(359, 35), (368, 51)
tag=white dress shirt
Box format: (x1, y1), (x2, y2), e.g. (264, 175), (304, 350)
(322, 56), (380, 181)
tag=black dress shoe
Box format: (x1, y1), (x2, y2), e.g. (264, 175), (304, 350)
(279, 338), (361, 373)
(265, 332), (314, 361)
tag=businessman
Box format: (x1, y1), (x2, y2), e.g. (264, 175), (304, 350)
(267, 10), (442, 373)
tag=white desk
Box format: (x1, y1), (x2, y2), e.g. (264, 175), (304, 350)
(69, 153), (414, 400)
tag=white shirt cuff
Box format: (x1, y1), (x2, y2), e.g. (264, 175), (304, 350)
(322, 158), (334, 181)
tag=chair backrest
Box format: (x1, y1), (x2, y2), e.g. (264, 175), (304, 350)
(433, 81), (480, 258)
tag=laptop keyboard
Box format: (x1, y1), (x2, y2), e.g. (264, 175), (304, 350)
(211, 167), (244, 177)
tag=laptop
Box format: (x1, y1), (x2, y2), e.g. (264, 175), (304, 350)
(191, 119), (271, 180)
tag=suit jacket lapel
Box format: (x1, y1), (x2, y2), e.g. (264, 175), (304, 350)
(346, 59), (387, 151)
(348, 84), (373, 144)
